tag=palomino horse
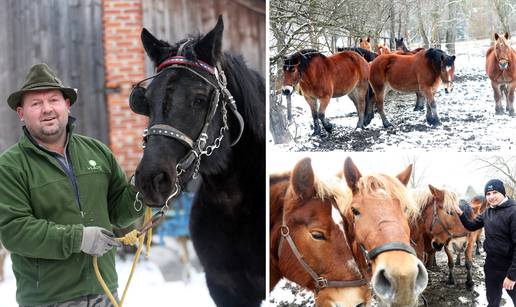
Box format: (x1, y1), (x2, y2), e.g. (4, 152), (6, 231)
(270, 158), (370, 307)
(360, 36), (372, 51)
(485, 32), (516, 115)
(369, 48), (456, 127)
(282, 49), (371, 133)
(410, 186), (473, 288)
(340, 158), (428, 307)
(131, 16), (265, 306)
(376, 44), (390, 55)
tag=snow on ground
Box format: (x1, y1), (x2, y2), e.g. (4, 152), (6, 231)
(0, 236), (267, 307)
(271, 39), (516, 152)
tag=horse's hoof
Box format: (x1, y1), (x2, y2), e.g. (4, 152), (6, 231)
(414, 105), (424, 111)
(466, 280), (474, 290)
(427, 118), (442, 126)
(495, 108), (505, 115)
(324, 124), (333, 134)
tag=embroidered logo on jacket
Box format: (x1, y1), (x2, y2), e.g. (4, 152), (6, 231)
(88, 160), (102, 171)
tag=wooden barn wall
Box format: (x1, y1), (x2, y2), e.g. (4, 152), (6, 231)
(0, 0), (108, 151)
(141, 0), (265, 76)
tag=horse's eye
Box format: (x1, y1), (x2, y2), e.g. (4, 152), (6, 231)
(311, 231), (326, 241)
(351, 207), (360, 216)
(194, 96), (207, 104)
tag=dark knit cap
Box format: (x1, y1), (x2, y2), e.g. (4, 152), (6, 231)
(484, 179), (506, 196)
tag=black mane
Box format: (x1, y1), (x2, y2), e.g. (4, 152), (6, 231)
(425, 48), (455, 73)
(284, 49), (325, 73)
(337, 47), (377, 62)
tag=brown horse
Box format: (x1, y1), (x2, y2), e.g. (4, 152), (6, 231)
(485, 32), (516, 116)
(282, 49), (371, 134)
(369, 48), (456, 127)
(410, 186), (473, 288)
(270, 158), (371, 307)
(376, 44), (391, 55)
(360, 36), (372, 51)
(444, 196), (487, 289)
(340, 158), (428, 307)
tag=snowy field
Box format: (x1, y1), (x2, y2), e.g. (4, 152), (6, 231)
(0, 236), (266, 307)
(270, 39), (516, 152)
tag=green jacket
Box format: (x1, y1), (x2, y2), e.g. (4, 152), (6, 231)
(0, 126), (143, 305)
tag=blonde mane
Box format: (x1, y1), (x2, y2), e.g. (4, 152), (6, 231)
(337, 173), (419, 223)
(314, 175), (348, 207)
(412, 187), (458, 215)
(496, 34), (510, 47)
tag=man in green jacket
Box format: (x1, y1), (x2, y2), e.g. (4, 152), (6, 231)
(0, 63), (144, 306)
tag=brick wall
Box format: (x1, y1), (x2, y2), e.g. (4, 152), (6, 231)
(102, 0), (147, 175)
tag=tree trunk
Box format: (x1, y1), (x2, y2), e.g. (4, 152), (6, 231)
(445, 0), (457, 54)
(417, 0), (430, 48)
(269, 88), (291, 144)
(390, 3), (396, 50)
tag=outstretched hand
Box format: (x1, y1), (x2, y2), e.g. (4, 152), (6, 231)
(503, 277), (516, 290)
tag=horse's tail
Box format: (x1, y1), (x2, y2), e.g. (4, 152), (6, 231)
(363, 84), (376, 126)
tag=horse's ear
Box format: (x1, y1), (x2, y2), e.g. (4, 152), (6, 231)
(495, 33), (500, 41)
(367, 36), (370, 43)
(505, 32), (510, 40)
(290, 157), (315, 200)
(396, 164), (412, 186)
(195, 15), (224, 66)
(141, 28), (169, 65)
(400, 37), (404, 42)
(343, 157), (362, 194)
(360, 38), (363, 43)
(428, 184), (444, 201)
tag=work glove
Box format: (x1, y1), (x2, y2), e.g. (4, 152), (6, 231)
(80, 226), (121, 257)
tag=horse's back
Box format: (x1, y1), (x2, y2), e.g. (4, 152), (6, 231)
(370, 53), (420, 91)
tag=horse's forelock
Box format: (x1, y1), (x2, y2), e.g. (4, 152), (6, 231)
(339, 174), (418, 223)
(412, 187), (458, 216)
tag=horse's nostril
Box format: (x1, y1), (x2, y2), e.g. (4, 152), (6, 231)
(152, 172), (172, 194)
(373, 269), (393, 299)
(415, 262), (429, 294)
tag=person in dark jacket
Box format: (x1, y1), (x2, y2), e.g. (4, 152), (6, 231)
(0, 64), (144, 306)
(455, 179), (516, 307)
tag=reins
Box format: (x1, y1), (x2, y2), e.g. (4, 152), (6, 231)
(93, 193), (170, 307)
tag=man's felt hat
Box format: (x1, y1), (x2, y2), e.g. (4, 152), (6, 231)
(7, 63), (77, 110)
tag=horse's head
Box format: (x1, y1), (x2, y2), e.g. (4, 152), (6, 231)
(278, 158), (371, 307)
(376, 44), (389, 56)
(282, 52), (302, 96)
(495, 32), (511, 70)
(395, 37), (408, 52)
(131, 16), (244, 206)
(359, 36), (372, 51)
(342, 158), (427, 307)
(423, 185), (466, 250)
(440, 54), (456, 93)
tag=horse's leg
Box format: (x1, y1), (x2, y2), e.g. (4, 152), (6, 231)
(445, 245), (456, 285)
(507, 84), (515, 116)
(465, 237), (475, 290)
(349, 83), (368, 129)
(373, 86), (393, 128)
(492, 81), (505, 115)
(475, 233), (482, 255)
(363, 85), (376, 126)
(414, 91), (425, 111)
(422, 88), (441, 126)
(318, 97), (333, 133)
(306, 97), (321, 136)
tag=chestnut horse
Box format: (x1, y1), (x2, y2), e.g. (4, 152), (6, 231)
(282, 49), (371, 134)
(340, 158), (428, 307)
(369, 48), (456, 127)
(444, 196), (487, 288)
(410, 186), (473, 288)
(376, 44), (391, 55)
(270, 158), (370, 307)
(360, 36), (372, 51)
(485, 32), (516, 115)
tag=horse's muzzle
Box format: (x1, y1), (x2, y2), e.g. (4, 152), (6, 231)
(282, 85), (293, 96)
(499, 61), (509, 70)
(431, 241), (444, 251)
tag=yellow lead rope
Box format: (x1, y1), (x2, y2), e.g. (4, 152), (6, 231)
(93, 207), (154, 307)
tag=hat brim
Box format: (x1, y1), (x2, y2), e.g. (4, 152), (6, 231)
(7, 86), (77, 110)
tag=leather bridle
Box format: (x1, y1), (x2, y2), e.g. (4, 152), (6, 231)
(132, 41), (245, 207)
(429, 200), (468, 239)
(277, 202), (368, 292)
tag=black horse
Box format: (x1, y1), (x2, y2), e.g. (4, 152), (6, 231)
(130, 16), (265, 306)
